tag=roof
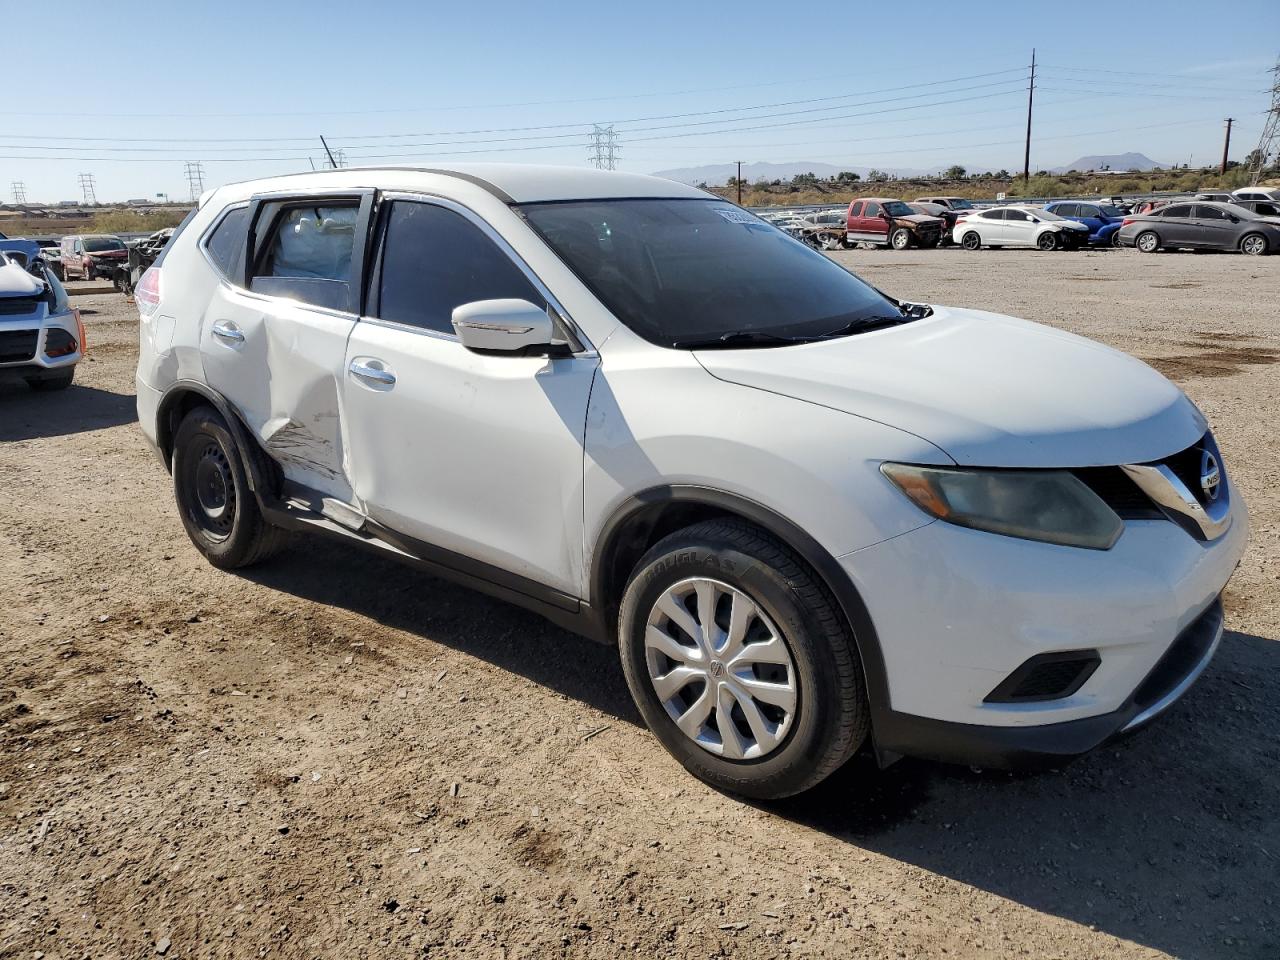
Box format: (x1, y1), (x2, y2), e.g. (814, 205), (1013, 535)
(212, 163), (710, 206)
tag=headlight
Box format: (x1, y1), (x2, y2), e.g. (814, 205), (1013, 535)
(881, 463), (1123, 550)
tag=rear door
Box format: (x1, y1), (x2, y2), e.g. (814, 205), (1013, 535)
(1156, 204), (1195, 247)
(198, 190), (374, 502)
(341, 195), (598, 596)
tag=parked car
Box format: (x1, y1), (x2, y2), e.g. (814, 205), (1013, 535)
(1043, 201), (1126, 246)
(1232, 186), (1280, 203)
(1118, 201), (1280, 255)
(1230, 198), (1280, 218)
(845, 198), (943, 249)
(0, 238), (82, 391)
(915, 196), (977, 214)
(137, 165), (1247, 799)
(1193, 192), (1234, 204)
(954, 205), (1089, 250)
(907, 201), (957, 245)
(1131, 198), (1172, 216)
(113, 228), (174, 293)
(60, 234), (128, 280)
(795, 210), (848, 250)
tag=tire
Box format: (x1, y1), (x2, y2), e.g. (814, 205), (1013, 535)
(172, 405), (288, 569)
(1136, 231), (1160, 253)
(1037, 231), (1059, 251)
(112, 270), (126, 292)
(27, 369), (74, 391)
(48, 261), (64, 281)
(1240, 233), (1269, 256)
(960, 231), (981, 251)
(618, 519), (869, 800)
(890, 227), (912, 250)
(1110, 231), (1124, 248)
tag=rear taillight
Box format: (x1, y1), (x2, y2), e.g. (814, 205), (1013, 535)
(1122, 218), (1134, 226)
(135, 267), (161, 316)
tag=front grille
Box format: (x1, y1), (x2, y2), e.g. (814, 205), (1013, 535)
(1074, 467), (1164, 519)
(0, 329), (39, 363)
(1131, 599), (1222, 713)
(0, 296), (43, 317)
(1163, 439), (1214, 508)
(985, 650), (1102, 703)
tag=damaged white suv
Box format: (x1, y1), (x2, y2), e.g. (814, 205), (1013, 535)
(136, 165), (1247, 799)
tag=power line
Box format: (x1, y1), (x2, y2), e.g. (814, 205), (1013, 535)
(184, 161), (205, 200)
(1248, 59), (1280, 184)
(10, 181), (26, 204)
(77, 173), (97, 205)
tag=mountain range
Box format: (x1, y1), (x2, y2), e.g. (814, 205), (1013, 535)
(1050, 153), (1169, 173)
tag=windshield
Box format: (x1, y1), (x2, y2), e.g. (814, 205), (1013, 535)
(519, 199), (901, 348)
(882, 201), (914, 217)
(947, 199), (974, 210)
(1032, 209), (1065, 221)
(83, 237), (125, 252)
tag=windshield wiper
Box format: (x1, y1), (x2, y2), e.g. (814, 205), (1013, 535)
(671, 331), (814, 349)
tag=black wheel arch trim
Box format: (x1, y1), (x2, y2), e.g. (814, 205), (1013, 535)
(591, 484), (893, 740)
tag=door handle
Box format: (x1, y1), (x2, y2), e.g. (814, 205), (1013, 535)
(211, 320), (244, 344)
(349, 360), (396, 386)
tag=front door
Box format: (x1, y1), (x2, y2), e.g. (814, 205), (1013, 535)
(1190, 204), (1233, 249)
(341, 196), (599, 597)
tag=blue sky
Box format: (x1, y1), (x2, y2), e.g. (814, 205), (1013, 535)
(3, 0), (1277, 202)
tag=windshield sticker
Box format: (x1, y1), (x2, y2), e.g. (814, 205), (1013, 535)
(714, 208), (762, 225)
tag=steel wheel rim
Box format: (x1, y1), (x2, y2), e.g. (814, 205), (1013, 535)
(1243, 235), (1265, 255)
(644, 577), (798, 761)
(892, 230), (909, 249)
(190, 440), (236, 541)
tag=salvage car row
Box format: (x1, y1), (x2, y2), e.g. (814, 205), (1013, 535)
(765, 186), (1280, 255)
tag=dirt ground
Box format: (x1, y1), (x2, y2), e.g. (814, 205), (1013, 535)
(1, 249), (1277, 960)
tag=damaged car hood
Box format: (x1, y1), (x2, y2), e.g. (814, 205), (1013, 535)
(694, 306), (1206, 468)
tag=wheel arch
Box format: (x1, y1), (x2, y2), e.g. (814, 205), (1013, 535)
(590, 485), (891, 723)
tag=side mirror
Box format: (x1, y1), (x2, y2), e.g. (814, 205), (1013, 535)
(452, 298), (556, 354)
(1228, 215), (1240, 223)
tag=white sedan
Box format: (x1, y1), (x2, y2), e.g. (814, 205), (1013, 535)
(954, 205), (1089, 251)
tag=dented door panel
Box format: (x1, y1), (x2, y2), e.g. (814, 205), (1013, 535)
(199, 284), (357, 501)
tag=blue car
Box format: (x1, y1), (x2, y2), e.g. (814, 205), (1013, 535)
(1043, 201), (1126, 246)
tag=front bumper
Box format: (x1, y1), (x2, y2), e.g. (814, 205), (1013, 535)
(872, 597), (1224, 768)
(841, 482), (1247, 766)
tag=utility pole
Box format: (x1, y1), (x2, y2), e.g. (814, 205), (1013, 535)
(77, 173), (97, 206)
(10, 181), (26, 204)
(1247, 59), (1280, 185)
(588, 125), (620, 170)
(319, 135), (337, 169)
(184, 161), (205, 201)
(1220, 118), (1235, 174)
(736, 160), (743, 205)
(1022, 49), (1036, 183)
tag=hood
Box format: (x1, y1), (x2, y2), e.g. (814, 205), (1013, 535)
(1057, 220), (1089, 231)
(0, 261), (44, 297)
(87, 249), (127, 258)
(896, 214), (942, 226)
(694, 306), (1205, 468)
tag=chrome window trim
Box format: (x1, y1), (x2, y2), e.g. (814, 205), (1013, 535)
(368, 191), (597, 357)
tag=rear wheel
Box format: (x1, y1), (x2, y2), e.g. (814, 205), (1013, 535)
(890, 227), (912, 250)
(1240, 233), (1269, 256)
(960, 231), (982, 251)
(1136, 231), (1160, 253)
(1110, 231), (1124, 248)
(172, 405), (288, 569)
(618, 519), (869, 799)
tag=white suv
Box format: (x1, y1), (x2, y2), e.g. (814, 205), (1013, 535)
(136, 165), (1247, 799)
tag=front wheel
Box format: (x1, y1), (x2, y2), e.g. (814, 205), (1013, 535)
(1240, 233), (1269, 256)
(890, 227), (912, 250)
(1037, 231), (1060, 251)
(960, 231), (981, 251)
(618, 519), (869, 800)
(1136, 231), (1160, 253)
(172, 406), (288, 569)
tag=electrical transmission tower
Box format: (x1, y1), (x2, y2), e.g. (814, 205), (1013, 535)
(333, 148), (348, 168)
(184, 161), (206, 200)
(78, 173), (97, 205)
(10, 181), (27, 204)
(1247, 59), (1280, 185)
(588, 125), (620, 170)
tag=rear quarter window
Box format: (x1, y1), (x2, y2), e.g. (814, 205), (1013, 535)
(201, 206), (249, 279)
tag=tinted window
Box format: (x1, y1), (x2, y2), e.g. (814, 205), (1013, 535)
(1055, 204), (1078, 217)
(376, 201), (542, 335)
(204, 206), (248, 279)
(980, 209), (1004, 219)
(1076, 206), (1098, 218)
(848, 202), (863, 217)
(1161, 205), (1192, 217)
(519, 198), (900, 348)
(1258, 202), (1280, 216)
(1005, 210), (1030, 221)
(1195, 205), (1228, 220)
(251, 203), (359, 311)
(864, 202), (882, 217)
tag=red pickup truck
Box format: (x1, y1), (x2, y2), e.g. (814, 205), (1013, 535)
(845, 198), (944, 250)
